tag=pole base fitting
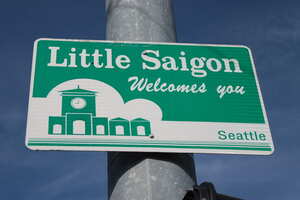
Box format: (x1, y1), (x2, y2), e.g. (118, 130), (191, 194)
(183, 182), (243, 200)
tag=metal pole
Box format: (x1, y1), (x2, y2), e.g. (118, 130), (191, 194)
(105, 0), (197, 199)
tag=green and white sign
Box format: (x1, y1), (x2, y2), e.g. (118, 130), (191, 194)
(26, 38), (274, 155)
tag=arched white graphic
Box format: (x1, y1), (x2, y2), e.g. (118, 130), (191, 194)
(137, 126), (146, 136)
(53, 124), (62, 134)
(116, 125), (124, 135)
(96, 125), (105, 135)
(73, 120), (85, 134)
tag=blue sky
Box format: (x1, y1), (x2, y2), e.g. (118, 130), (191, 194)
(0, 0), (299, 199)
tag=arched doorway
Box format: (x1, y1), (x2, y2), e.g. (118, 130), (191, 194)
(53, 124), (62, 134)
(116, 125), (124, 135)
(96, 125), (105, 135)
(73, 120), (85, 134)
(137, 125), (146, 136)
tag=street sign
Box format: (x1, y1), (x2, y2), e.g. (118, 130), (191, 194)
(26, 38), (274, 155)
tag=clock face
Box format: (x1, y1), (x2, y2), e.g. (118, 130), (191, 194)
(71, 97), (86, 109)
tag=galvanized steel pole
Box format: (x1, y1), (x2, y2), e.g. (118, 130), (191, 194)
(106, 0), (197, 199)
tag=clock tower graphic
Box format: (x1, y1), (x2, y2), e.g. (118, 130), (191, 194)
(48, 86), (152, 137)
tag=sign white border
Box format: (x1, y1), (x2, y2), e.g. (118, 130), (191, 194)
(26, 38), (274, 155)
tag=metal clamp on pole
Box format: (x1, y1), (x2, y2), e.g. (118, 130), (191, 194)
(183, 182), (243, 200)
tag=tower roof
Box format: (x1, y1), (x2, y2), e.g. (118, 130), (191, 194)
(59, 86), (97, 96)
(131, 118), (149, 122)
(110, 117), (129, 121)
